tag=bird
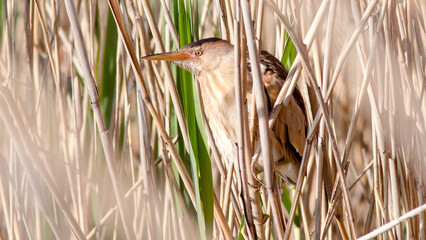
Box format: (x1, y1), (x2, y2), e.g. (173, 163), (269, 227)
(143, 38), (307, 185)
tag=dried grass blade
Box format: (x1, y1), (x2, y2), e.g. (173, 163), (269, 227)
(62, 0), (135, 238)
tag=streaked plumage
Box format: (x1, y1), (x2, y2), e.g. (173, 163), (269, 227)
(143, 38), (307, 184)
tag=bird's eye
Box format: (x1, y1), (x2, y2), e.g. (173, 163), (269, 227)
(195, 50), (203, 56)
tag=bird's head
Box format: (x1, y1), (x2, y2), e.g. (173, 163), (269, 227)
(142, 38), (234, 75)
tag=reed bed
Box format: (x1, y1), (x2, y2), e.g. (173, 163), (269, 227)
(0, 0), (425, 239)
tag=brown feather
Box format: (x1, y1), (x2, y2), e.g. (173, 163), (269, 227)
(258, 50), (307, 184)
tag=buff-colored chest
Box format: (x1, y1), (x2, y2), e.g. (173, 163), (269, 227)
(198, 70), (240, 162)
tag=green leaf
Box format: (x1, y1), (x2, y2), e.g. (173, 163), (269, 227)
(280, 32), (300, 228)
(99, 10), (118, 128)
(281, 185), (300, 228)
(238, 215), (246, 240)
(192, 0), (200, 41)
(169, 0), (214, 239)
(281, 33), (296, 70)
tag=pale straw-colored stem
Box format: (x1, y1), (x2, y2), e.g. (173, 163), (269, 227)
(199, 0), (213, 37)
(0, 88), (84, 239)
(255, 0), (264, 47)
(266, 0), (358, 238)
(233, 2), (252, 236)
(159, 0), (179, 46)
(63, 0), (136, 238)
(108, 0), (197, 206)
(324, 0), (379, 101)
(136, 93), (162, 240)
(254, 0), (329, 138)
(320, 1), (386, 235)
(285, 131), (316, 239)
(234, 2), (263, 238)
(221, 162), (233, 213)
(240, 0), (285, 238)
(110, 1), (233, 236)
(358, 203), (426, 240)
(224, 0), (234, 40)
(314, 0), (337, 238)
(72, 76), (87, 234)
(217, 0), (231, 41)
(349, 161), (374, 191)
(140, 0), (191, 153)
(36, 1), (80, 216)
(299, 35), (358, 233)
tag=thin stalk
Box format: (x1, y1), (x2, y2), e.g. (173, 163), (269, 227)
(240, 0), (285, 238)
(324, 0), (379, 101)
(284, 131), (316, 240)
(136, 93), (162, 240)
(72, 75), (86, 234)
(63, 0), (135, 238)
(140, 0), (191, 153)
(266, 0), (357, 237)
(0, 89), (82, 239)
(315, 0), (337, 238)
(358, 203), (426, 240)
(234, 2), (263, 238)
(216, 0), (231, 40)
(159, 0), (179, 46)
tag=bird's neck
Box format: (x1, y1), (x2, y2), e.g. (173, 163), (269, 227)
(198, 58), (235, 97)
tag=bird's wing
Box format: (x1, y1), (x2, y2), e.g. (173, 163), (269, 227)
(278, 90), (307, 158)
(246, 50), (307, 184)
(259, 50), (307, 161)
(259, 50), (288, 105)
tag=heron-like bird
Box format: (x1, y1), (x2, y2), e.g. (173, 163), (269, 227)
(143, 38), (307, 185)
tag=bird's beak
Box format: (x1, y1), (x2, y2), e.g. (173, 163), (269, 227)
(142, 51), (191, 61)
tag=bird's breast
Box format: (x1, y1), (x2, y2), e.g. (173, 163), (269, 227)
(198, 71), (240, 162)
